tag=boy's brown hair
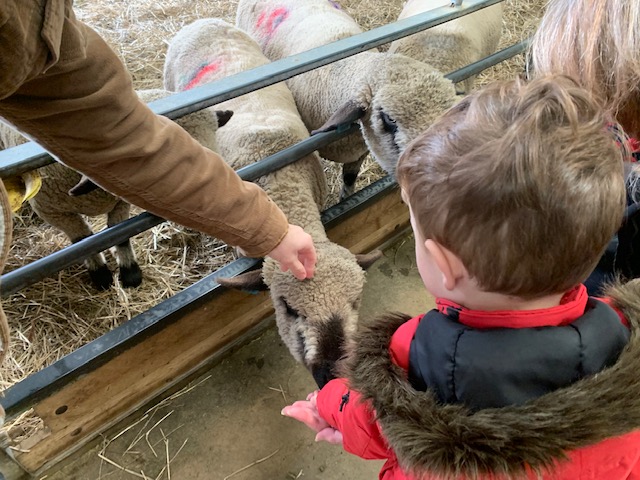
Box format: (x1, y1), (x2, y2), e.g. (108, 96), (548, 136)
(397, 75), (626, 298)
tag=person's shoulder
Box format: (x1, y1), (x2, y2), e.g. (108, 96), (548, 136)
(389, 314), (423, 370)
(594, 296), (629, 328)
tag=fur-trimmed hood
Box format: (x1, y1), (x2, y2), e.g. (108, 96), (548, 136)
(346, 281), (640, 480)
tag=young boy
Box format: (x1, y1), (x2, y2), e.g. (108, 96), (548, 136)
(530, 0), (640, 292)
(282, 75), (640, 479)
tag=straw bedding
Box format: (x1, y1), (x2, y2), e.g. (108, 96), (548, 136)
(1, 0), (546, 397)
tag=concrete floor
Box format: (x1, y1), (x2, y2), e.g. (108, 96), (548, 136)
(42, 234), (434, 480)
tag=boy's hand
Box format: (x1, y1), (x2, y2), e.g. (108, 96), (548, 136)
(281, 391), (343, 444)
(266, 224), (316, 280)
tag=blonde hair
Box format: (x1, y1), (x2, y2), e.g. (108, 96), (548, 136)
(529, 0), (640, 138)
(396, 75), (626, 298)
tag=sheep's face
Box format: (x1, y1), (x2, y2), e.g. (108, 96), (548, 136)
(264, 242), (375, 388)
(360, 61), (458, 173)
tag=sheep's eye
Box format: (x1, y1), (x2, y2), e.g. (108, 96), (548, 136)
(280, 297), (300, 317)
(379, 111), (398, 135)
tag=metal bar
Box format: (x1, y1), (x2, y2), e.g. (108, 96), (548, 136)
(0, 0), (503, 178)
(446, 38), (530, 84)
(231, 124), (359, 181)
(0, 142), (46, 179)
(0, 255), (260, 415)
(151, 0), (503, 118)
(1, 213), (164, 297)
(0, 174), (397, 415)
(0, 30), (527, 297)
(0, 126), (359, 297)
(0, 38), (531, 296)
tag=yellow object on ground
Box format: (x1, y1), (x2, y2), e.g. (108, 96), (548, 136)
(2, 171), (42, 212)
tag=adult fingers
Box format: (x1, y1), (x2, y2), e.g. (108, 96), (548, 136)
(284, 258), (307, 280)
(301, 247), (316, 278)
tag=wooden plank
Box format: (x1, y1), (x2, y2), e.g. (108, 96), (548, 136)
(328, 187), (409, 254)
(16, 290), (274, 473)
(13, 185), (409, 475)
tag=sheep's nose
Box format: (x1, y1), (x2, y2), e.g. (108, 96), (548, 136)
(312, 364), (336, 389)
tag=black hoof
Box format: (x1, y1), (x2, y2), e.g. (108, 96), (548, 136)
(120, 264), (143, 288)
(89, 265), (113, 290)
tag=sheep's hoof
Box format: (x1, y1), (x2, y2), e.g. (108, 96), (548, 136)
(89, 265), (114, 290)
(120, 264), (143, 288)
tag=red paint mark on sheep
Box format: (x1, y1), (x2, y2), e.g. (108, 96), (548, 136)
(256, 7), (290, 39)
(183, 60), (222, 91)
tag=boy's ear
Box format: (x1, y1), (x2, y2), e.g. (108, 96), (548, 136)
(425, 239), (466, 290)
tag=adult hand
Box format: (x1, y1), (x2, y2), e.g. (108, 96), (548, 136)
(266, 224), (316, 280)
(281, 391), (343, 444)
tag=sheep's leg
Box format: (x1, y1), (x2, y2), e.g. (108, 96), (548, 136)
(108, 200), (142, 288)
(29, 205), (113, 289)
(341, 155), (366, 200)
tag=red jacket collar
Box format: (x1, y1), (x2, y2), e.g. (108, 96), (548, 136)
(435, 285), (588, 329)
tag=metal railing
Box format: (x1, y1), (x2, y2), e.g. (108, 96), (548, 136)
(0, 0), (504, 178)
(0, 36), (528, 296)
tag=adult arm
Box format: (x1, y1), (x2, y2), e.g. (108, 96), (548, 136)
(0, 2), (315, 277)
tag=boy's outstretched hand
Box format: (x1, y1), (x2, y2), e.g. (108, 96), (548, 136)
(281, 391), (343, 444)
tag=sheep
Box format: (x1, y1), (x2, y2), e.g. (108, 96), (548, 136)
(388, 0), (503, 94)
(164, 18), (382, 388)
(0, 90), (232, 290)
(0, 122), (142, 290)
(236, 0), (459, 198)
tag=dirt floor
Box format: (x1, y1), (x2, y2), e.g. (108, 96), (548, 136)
(40, 234), (433, 480)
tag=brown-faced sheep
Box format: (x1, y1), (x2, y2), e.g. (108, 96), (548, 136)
(164, 18), (381, 387)
(236, 0), (459, 198)
(388, 0), (503, 94)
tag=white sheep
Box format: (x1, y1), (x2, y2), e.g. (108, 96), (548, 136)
(0, 122), (143, 290)
(164, 18), (381, 387)
(388, 0), (503, 94)
(236, 0), (459, 198)
(0, 91), (231, 290)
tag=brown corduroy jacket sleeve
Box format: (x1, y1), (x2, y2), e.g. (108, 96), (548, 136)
(0, 0), (289, 257)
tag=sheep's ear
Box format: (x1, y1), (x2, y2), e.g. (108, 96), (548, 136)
(215, 110), (234, 128)
(311, 100), (367, 135)
(68, 175), (100, 196)
(356, 249), (383, 270)
(216, 270), (268, 291)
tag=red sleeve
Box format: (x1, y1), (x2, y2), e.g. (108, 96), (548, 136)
(596, 296), (629, 328)
(389, 315), (421, 370)
(316, 378), (392, 460)
(316, 316), (422, 461)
